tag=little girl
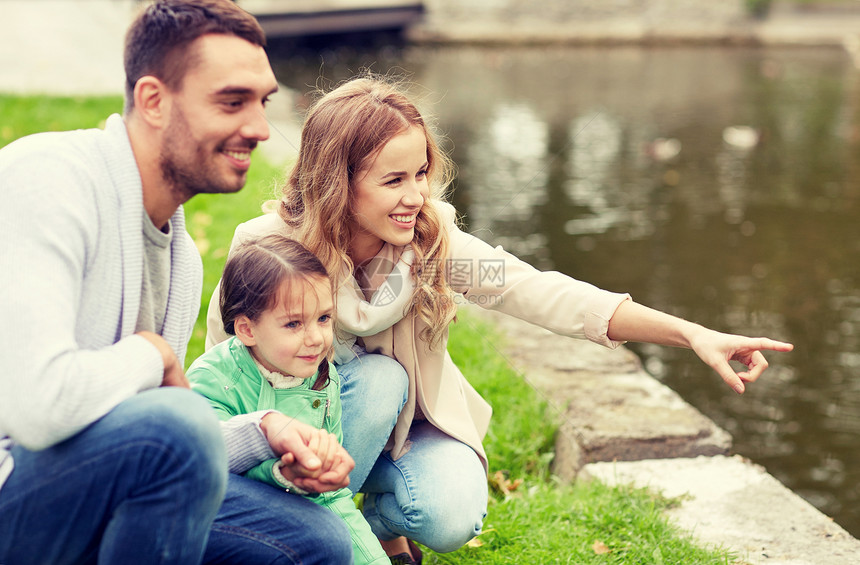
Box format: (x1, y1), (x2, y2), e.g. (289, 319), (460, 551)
(187, 234), (388, 565)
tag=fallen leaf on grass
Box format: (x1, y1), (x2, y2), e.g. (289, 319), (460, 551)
(489, 470), (523, 496)
(465, 528), (496, 549)
(592, 540), (611, 555)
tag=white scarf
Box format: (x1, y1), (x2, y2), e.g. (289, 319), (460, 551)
(253, 358), (305, 390)
(333, 246), (415, 362)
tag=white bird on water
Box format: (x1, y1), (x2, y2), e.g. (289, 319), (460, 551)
(722, 126), (761, 150)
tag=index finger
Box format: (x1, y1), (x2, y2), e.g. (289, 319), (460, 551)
(751, 338), (794, 353)
(310, 431), (333, 472)
(286, 435), (322, 473)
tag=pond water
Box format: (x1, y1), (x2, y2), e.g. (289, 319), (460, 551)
(267, 40), (860, 536)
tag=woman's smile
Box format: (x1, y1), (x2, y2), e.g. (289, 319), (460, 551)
(349, 126), (429, 263)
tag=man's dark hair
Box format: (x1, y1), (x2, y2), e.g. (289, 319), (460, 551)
(123, 0), (266, 113)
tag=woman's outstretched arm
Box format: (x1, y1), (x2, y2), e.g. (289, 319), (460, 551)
(607, 300), (794, 394)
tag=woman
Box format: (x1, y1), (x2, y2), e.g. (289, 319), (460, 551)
(206, 75), (793, 563)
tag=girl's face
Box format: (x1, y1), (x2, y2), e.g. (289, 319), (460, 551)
(236, 275), (334, 379)
(349, 125), (429, 265)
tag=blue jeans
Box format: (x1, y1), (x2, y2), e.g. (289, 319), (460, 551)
(206, 474), (352, 564)
(0, 388), (352, 565)
(339, 352), (488, 552)
(361, 421), (488, 553)
(0, 388), (226, 565)
(337, 352), (409, 492)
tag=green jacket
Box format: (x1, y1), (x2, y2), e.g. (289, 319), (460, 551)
(188, 336), (341, 488)
(187, 337), (387, 565)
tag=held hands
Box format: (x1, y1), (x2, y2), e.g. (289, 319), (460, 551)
(260, 412), (354, 493)
(687, 326), (794, 394)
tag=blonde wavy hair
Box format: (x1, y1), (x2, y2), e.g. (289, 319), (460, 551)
(277, 75), (457, 346)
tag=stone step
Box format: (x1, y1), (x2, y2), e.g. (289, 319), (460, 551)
(584, 456), (860, 564)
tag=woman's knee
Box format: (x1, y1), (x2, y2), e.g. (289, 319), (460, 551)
(362, 425), (488, 552)
(415, 488), (486, 552)
(365, 484), (487, 553)
(424, 520), (485, 554)
(339, 353), (408, 418)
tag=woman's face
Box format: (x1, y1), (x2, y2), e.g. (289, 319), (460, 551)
(348, 126), (429, 265)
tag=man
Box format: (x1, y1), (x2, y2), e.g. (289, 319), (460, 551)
(0, 1), (353, 563)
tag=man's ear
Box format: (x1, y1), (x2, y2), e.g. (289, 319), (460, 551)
(133, 75), (170, 128)
(234, 315), (257, 347)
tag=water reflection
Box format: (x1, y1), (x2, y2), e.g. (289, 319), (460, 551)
(463, 102), (549, 258)
(268, 42), (860, 536)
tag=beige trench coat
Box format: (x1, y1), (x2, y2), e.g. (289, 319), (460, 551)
(205, 201), (629, 470)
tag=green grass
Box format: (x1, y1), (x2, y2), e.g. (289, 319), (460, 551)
(0, 94), (124, 146)
(4, 94), (736, 564)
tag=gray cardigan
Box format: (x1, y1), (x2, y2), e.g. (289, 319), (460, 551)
(0, 115), (268, 492)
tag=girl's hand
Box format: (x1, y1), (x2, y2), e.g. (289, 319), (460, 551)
(688, 327), (794, 394)
(279, 434), (353, 493)
(261, 413), (354, 492)
(306, 426), (344, 477)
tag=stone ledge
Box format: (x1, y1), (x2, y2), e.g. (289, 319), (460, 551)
(584, 455), (860, 565)
(406, 22), (761, 47)
(406, 17), (860, 48)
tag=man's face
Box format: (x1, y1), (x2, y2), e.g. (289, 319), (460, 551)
(160, 33), (278, 199)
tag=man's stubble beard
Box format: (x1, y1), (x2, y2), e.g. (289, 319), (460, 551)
(159, 104), (248, 203)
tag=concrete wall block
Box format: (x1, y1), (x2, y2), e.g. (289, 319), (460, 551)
(422, 0), (747, 25)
